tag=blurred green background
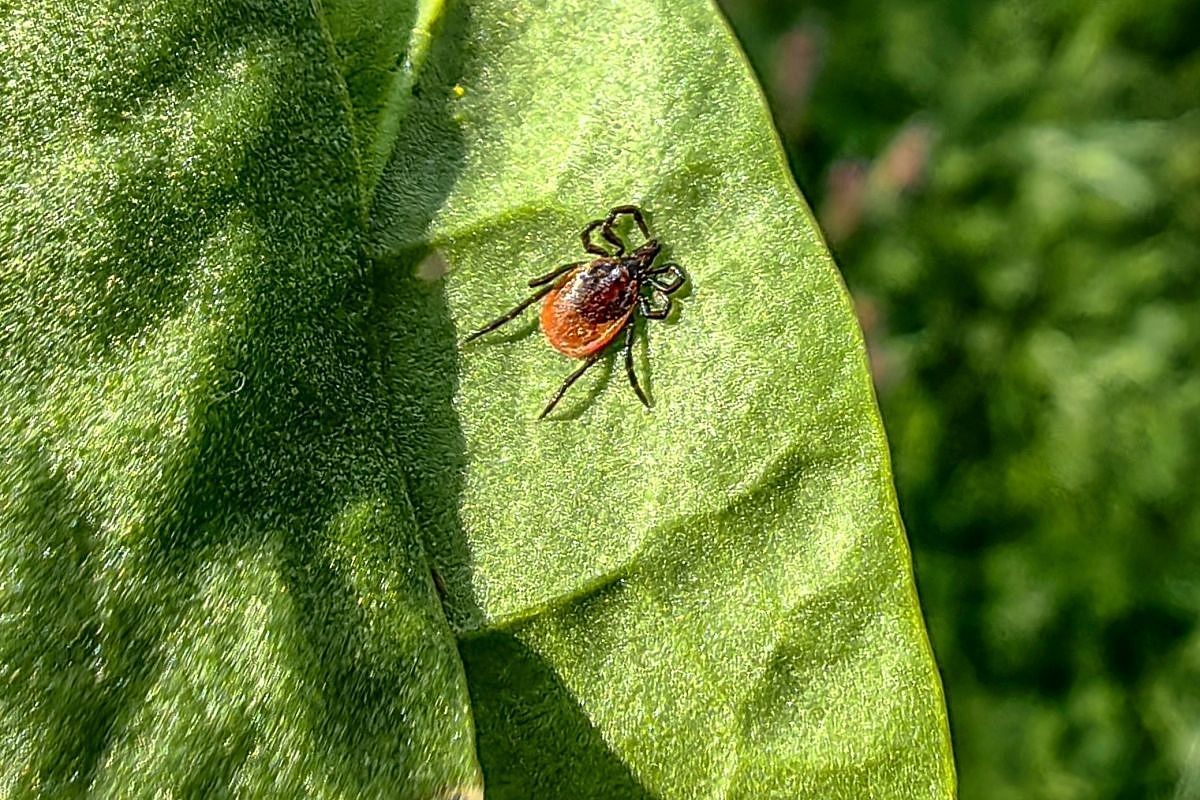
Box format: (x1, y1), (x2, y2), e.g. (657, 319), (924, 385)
(717, 0), (1200, 798)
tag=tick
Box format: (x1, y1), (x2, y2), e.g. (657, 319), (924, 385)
(464, 205), (686, 419)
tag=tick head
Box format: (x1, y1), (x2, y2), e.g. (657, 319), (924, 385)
(629, 238), (662, 275)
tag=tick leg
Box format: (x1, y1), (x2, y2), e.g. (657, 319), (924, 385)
(600, 223), (626, 256)
(623, 320), (650, 409)
(639, 291), (671, 321)
(606, 205), (650, 239)
(528, 261), (584, 287)
(601, 205), (650, 256)
(581, 219), (611, 257)
(463, 284), (554, 344)
(647, 262), (686, 294)
(539, 355), (603, 419)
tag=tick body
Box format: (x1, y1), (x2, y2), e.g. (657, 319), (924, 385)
(464, 205), (686, 418)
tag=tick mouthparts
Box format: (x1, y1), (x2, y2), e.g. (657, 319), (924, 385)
(635, 238), (662, 263)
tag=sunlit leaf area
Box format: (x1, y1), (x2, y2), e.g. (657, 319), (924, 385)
(720, 0), (1200, 797)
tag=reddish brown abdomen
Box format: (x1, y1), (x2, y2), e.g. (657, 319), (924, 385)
(540, 260), (638, 358)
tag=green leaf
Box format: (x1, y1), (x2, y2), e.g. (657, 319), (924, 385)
(0, 2), (477, 797)
(1, 1), (953, 799)
(370, 1), (955, 797)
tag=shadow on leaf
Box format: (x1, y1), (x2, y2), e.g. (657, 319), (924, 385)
(459, 630), (658, 800)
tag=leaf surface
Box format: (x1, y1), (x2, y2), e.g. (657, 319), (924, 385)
(0, 2), (478, 797)
(371, 1), (956, 797)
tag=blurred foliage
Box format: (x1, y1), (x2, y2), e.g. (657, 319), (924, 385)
(719, 0), (1200, 798)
